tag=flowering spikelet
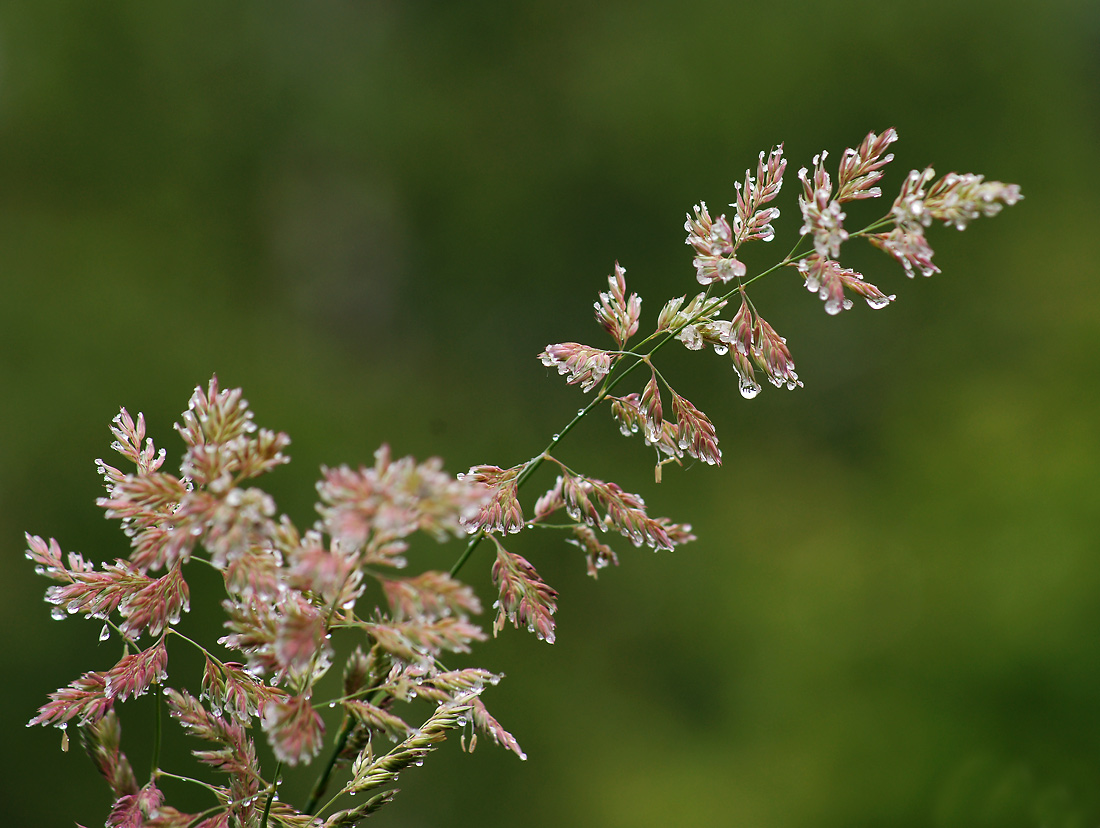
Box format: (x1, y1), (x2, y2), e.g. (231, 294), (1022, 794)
(201, 657), (288, 723)
(670, 392), (721, 465)
(595, 261), (642, 347)
(468, 696), (526, 760)
(727, 294), (754, 356)
(641, 371), (663, 444)
(797, 254), (894, 314)
(379, 570), (482, 622)
(262, 692), (325, 766)
(107, 409), (166, 474)
(732, 143), (786, 244)
(345, 699), (411, 742)
(490, 540), (558, 643)
(103, 639), (169, 702)
(29, 670), (113, 728)
(798, 152), (848, 259)
(28, 534), (190, 639)
(539, 342), (614, 392)
(835, 128), (898, 202)
(219, 591), (330, 682)
(752, 315), (802, 390)
(657, 292), (728, 352)
(107, 781), (164, 828)
(567, 524), (619, 578)
(322, 792), (398, 828)
(80, 711), (138, 798)
(553, 471), (695, 551)
(458, 465), (525, 534)
(318, 445), (489, 552)
(609, 393), (685, 472)
(925, 170), (1023, 230)
(167, 688), (264, 821)
(685, 201), (746, 284)
(363, 616), (487, 663)
(868, 225), (939, 278)
(29, 642), (167, 728)
(343, 694), (476, 796)
(174, 377), (291, 489)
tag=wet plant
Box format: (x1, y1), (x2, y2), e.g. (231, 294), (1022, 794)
(26, 129), (1020, 827)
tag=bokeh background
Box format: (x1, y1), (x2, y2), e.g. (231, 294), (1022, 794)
(2, 1), (1098, 826)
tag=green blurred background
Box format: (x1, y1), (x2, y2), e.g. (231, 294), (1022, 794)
(2, 1), (1098, 825)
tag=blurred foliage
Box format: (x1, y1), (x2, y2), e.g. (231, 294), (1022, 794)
(2, 1), (1098, 826)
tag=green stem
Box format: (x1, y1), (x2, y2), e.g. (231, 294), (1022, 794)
(259, 762), (283, 828)
(155, 769), (223, 795)
(151, 681), (163, 780)
(305, 714), (356, 815)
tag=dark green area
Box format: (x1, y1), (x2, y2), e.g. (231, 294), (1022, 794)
(2, 1), (1097, 826)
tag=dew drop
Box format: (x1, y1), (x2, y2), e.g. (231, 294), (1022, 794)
(551, 434), (560, 442)
(99, 624), (111, 641)
(738, 379), (761, 400)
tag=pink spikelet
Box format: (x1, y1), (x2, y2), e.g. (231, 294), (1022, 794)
(490, 541), (558, 643)
(262, 692), (325, 766)
(459, 465), (525, 534)
(835, 128), (898, 202)
(670, 392), (721, 466)
(29, 670), (113, 729)
(104, 638), (169, 703)
(594, 261), (642, 348)
(733, 143), (787, 244)
(539, 342), (614, 392)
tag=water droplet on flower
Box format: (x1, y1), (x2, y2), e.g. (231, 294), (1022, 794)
(100, 624), (111, 641)
(50, 607), (66, 620)
(738, 379), (761, 400)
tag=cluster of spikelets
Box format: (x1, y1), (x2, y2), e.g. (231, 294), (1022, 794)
(542, 127), (1021, 424)
(27, 128), (1019, 828)
(27, 381), (524, 827)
